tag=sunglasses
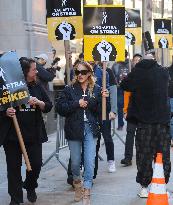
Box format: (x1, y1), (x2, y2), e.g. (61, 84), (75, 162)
(75, 70), (89, 76)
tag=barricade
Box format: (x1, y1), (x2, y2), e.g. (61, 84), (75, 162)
(111, 120), (125, 145)
(42, 114), (68, 170)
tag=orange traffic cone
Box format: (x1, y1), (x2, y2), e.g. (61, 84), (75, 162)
(147, 153), (169, 205)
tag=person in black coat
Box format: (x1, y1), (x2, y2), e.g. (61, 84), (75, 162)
(56, 61), (109, 204)
(34, 54), (55, 93)
(120, 55), (171, 198)
(121, 53), (142, 166)
(168, 64), (173, 142)
(0, 58), (52, 205)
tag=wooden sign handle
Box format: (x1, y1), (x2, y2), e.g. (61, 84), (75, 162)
(12, 115), (32, 171)
(102, 62), (107, 121)
(64, 40), (71, 85)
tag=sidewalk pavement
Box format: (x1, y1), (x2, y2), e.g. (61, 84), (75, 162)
(1, 122), (173, 205)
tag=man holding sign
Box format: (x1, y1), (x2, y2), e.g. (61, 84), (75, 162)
(0, 53), (52, 205)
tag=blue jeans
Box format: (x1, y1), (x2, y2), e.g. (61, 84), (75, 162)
(170, 98), (173, 139)
(117, 87), (124, 127)
(68, 122), (97, 189)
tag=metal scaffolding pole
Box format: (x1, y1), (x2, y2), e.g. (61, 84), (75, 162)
(122, 0), (125, 5)
(172, 0), (173, 62)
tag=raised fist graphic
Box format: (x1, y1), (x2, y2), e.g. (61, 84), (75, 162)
(58, 21), (72, 40)
(125, 31), (135, 46)
(159, 37), (168, 48)
(0, 67), (6, 82)
(62, 0), (67, 7)
(97, 40), (112, 61)
(125, 11), (129, 22)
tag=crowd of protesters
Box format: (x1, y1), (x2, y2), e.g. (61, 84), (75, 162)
(0, 50), (173, 205)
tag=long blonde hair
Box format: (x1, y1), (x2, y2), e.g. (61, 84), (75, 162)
(72, 61), (96, 96)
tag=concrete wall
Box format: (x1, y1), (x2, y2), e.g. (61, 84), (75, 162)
(0, 0), (61, 59)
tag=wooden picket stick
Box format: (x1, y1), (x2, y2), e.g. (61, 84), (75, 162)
(64, 40), (71, 85)
(102, 61), (107, 121)
(12, 115), (32, 171)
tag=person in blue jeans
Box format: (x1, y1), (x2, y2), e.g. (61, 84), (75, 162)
(56, 61), (109, 205)
(92, 62), (116, 173)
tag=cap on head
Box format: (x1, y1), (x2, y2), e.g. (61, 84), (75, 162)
(35, 53), (48, 62)
(143, 53), (155, 60)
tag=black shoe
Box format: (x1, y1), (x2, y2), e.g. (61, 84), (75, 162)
(9, 200), (20, 205)
(121, 158), (132, 166)
(67, 175), (74, 187)
(27, 189), (37, 203)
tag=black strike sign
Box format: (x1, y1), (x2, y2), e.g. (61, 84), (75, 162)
(84, 6), (125, 35)
(154, 19), (172, 34)
(46, 0), (81, 18)
(125, 9), (141, 28)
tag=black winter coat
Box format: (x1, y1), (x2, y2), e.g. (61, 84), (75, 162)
(168, 65), (173, 98)
(0, 83), (53, 146)
(36, 63), (55, 92)
(120, 59), (170, 124)
(56, 83), (104, 141)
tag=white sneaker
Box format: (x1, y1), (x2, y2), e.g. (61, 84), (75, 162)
(138, 187), (148, 198)
(108, 161), (116, 173)
(167, 191), (170, 199)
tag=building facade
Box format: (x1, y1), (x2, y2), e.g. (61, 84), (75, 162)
(1, 0), (172, 59)
(0, 0), (66, 59)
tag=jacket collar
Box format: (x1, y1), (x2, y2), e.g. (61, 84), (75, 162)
(73, 82), (89, 97)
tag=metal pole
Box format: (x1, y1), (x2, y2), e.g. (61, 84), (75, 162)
(172, 0), (173, 63)
(142, 0), (146, 55)
(98, 0), (113, 4)
(161, 0), (165, 66)
(132, 0), (135, 56)
(161, 0), (164, 18)
(133, 0), (135, 7)
(142, 0), (147, 32)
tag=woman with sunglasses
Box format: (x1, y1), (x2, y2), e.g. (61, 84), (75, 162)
(56, 61), (109, 205)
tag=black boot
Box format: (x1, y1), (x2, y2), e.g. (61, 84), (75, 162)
(27, 189), (37, 203)
(121, 158), (132, 166)
(9, 200), (20, 205)
(67, 158), (74, 187)
(67, 174), (74, 187)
